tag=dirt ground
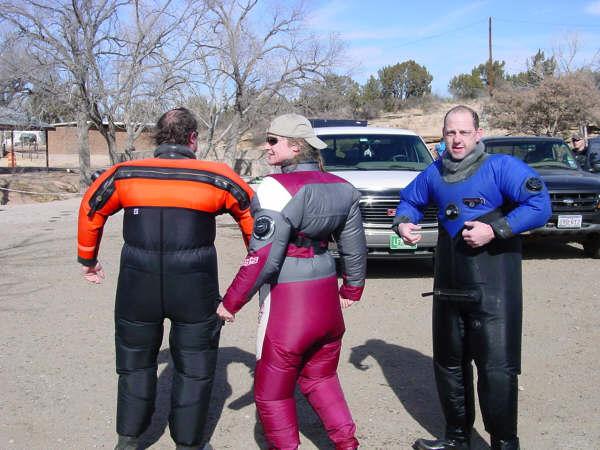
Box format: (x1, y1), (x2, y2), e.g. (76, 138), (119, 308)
(0, 169), (80, 205)
(0, 197), (598, 450)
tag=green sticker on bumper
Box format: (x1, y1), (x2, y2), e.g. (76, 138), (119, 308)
(390, 235), (417, 250)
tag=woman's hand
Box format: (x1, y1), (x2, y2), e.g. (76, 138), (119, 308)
(340, 297), (356, 309)
(217, 303), (235, 323)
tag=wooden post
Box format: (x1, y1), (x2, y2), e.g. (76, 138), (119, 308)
(488, 17), (494, 97)
(10, 130), (15, 169)
(45, 128), (49, 169)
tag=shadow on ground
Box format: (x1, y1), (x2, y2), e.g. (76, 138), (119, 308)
(349, 339), (489, 450)
(139, 346), (335, 449)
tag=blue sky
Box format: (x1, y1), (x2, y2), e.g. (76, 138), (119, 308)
(307, 0), (600, 96)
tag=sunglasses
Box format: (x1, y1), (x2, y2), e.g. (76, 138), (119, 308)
(266, 136), (279, 145)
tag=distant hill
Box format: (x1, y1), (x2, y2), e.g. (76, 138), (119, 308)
(369, 99), (508, 143)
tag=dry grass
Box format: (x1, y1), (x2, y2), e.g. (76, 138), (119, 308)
(369, 99), (509, 141)
(0, 170), (79, 205)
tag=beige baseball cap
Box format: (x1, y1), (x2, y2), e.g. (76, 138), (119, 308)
(267, 113), (327, 150)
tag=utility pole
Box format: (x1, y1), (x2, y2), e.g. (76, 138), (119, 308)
(488, 16), (494, 97)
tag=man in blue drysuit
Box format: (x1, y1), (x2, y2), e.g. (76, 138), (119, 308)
(394, 105), (551, 450)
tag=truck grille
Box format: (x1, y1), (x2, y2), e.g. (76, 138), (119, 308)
(359, 196), (438, 225)
(550, 192), (599, 213)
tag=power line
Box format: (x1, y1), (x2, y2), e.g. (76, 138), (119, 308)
(495, 18), (600, 29)
(389, 19), (487, 49)
(387, 17), (600, 51)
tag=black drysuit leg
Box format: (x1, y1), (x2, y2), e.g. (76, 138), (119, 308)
(433, 301), (520, 441)
(168, 317), (221, 446)
(433, 227), (521, 442)
(471, 292), (520, 441)
(115, 316), (164, 437)
(432, 303), (475, 441)
(114, 242), (222, 445)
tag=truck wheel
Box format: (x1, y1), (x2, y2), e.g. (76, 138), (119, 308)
(583, 236), (600, 258)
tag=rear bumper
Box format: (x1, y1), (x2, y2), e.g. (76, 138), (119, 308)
(525, 222), (600, 237)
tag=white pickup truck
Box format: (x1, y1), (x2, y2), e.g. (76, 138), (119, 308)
(313, 123), (438, 259)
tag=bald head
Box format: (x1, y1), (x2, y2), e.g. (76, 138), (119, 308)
(443, 105), (479, 130)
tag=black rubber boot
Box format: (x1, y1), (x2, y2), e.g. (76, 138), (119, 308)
(412, 438), (470, 450)
(491, 436), (520, 450)
(114, 435), (138, 450)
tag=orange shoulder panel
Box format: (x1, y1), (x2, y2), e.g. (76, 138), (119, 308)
(77, 157), (255, 263)
(116, 158), (255, 245)
(196, 161), (255, 246)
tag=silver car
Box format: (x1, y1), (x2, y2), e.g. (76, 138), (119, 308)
(314, 125), (438, 259)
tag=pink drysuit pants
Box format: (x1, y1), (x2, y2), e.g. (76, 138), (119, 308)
(254, 275), (358, 450)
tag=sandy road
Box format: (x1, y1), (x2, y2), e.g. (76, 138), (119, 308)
(0, 197), (598, 449)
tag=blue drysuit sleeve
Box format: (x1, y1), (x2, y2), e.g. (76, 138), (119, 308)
(394, 168), (432, 225)
(490, 156), (552, 237)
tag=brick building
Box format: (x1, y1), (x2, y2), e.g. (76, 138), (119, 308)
(48, 122), (155, 155)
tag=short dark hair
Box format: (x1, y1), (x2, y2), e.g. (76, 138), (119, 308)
(443, 105), (480, 129)
(154, 107), (198, 146)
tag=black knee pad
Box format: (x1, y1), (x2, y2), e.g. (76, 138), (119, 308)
(169, 317), (221, 377)
(115, 317), (163, 372)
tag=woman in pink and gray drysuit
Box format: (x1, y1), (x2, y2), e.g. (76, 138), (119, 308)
(218, 114), (367, 450)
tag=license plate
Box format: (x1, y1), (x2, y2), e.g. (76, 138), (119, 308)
(557, 215), (582, 228)
(390, 234), (417, 250)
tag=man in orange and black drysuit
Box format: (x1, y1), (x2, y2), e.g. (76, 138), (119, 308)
(77, 107), (253, 450)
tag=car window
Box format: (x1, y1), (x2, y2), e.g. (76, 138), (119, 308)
(484, 141), (579, 170)
(319, 134), (433, 171)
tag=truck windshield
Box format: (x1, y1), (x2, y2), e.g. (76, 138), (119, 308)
(319, 134), (433, 170)
(484, 141), (579, 170)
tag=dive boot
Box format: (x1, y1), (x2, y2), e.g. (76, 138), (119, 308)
(114, 435), (138, 450)
(491, 436), (520, 450)
(412, 437), (470, 450)
(176, 444), (213, 450)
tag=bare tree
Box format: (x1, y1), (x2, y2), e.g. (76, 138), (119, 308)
(554, 33), (581, 74)
(188, 0), (342, 167)
(105, 1), (199, 158)
(0, 36), (72, 123)
(485, 71), (600, 136)
(0, 39), (28, 107)
(0, 0), (196, 186)
(553, 33), (600, 75)
(0, 0), (124, 183)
